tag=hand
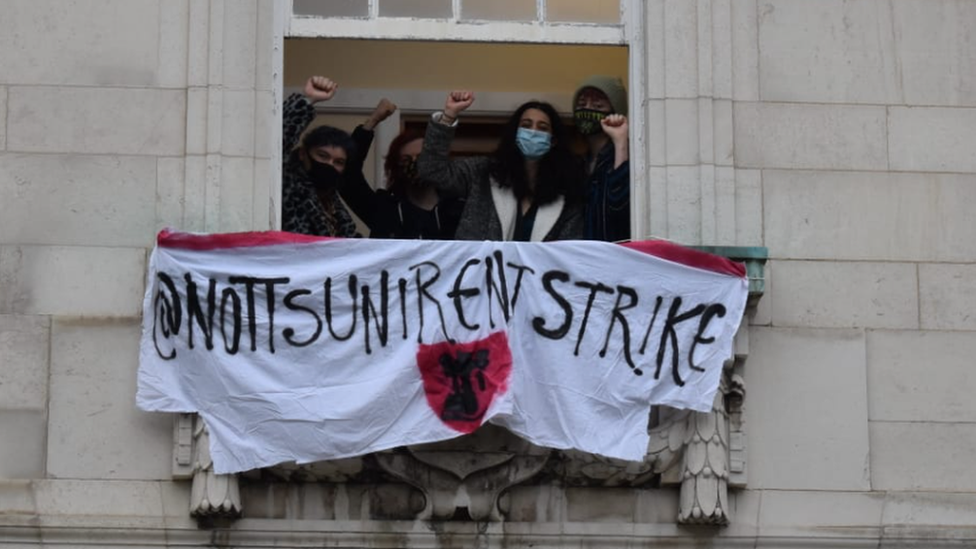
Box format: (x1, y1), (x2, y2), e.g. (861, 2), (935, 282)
(363, 98), (397, 131)
(444, 90), (475, 119)
(304, 76), (337, 103)
(601, 114), (629, 144)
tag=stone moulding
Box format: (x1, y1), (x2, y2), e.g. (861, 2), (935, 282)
(178, 248), (767, 528)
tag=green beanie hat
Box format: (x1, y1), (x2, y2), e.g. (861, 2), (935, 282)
(573, 75), (628, 117)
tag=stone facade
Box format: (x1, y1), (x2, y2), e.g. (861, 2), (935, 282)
(2, 0), (976, 547)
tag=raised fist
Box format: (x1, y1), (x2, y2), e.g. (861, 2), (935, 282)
(444, 91), (475, 119)
(304, 76), (337, 103)
(601, 114), (629, 143)
(372, 98), (398, 122)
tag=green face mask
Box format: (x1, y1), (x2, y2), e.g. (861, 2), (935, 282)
(574, 108), (608, 136)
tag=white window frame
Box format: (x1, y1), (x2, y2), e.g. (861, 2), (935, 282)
(273, 0), (647, 237)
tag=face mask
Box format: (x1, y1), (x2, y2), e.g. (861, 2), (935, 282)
(307, 159), (342, 191)
(399, 156), (419, 183)
(574, 108), (608, 136)
(516, 128), (552, 160)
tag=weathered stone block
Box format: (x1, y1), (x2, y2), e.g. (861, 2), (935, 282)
(665, 166), (702, 244)
(759, 0), (898, 104)
(734, 168), (763, 247)
(566, 488), (637, 523)
(764, 171), (976, 262)
(158, 0), (190, 89)
(48, 320), (172, 480)
(726, 489), (761, 538)
(746, 327), (871, 490)
(759, 490), (884, 539)
(713, 100), (734, 167)
(712, 0), (733, 100)
(222, 90), (257, 157)
(883, 492), (976, 527)
(32, 479), (164, 517)
(222, 0), (259, 89)
(156, 157), (186, 231)
(0, 86), (6, 150)
(867, 330), (976, 423)
(919, 264), (976, 331)
(0, 246), (145, 317)
(0, 480), (35, 514)
(253, 158), (273, 229)
(665, 99), (700, 165)
(220, 157), (257, 232)
(0, 0), (160, 87)
(734, 102), (887, 170)
(0, 154), (157, 247)
(644, 0), (666, 100)
(185, 88), (209, 156)
(889, 107), (976, 173)
(664, 0), (699, 99)
(892, 0), (976, 107)
(255, 91), (275, 159)
(870, 422), (976, 491)
(7, 87), (185, 156)
(0, 315), (49, 409)
(731, 0), (759, 101)
(757, 0), (976, 107)
(770, 260), (918, 329)
(0, 410), (47, 479)
(646, 99), (667, 166)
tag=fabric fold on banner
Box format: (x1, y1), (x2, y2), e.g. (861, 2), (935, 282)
(138, 230), (749, 474)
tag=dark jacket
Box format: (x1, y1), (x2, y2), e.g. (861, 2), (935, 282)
(417, 115), (583, 242)
(340, 127), (464, 240)
(583, 141), (630, 242)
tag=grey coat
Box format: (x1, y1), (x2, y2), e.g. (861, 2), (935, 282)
(417, 115), (583, 241)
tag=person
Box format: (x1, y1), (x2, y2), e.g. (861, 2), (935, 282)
(281, 75), (360, 237)
(341, 127), (465, 239)
(417, 91), (584, 242)
(572, 75), (630, 242)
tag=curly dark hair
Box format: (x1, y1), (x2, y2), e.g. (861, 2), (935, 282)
(302, 125), (356, 158)
(382, 130), (425, 197)
(489, 101), (584, 206)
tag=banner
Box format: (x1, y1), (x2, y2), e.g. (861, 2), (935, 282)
(138, 230), (748, 474)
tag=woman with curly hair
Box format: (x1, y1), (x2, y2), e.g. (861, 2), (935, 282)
(417, 91), (584, 242)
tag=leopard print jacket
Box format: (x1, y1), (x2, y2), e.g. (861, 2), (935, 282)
(281, 94), (359, 238)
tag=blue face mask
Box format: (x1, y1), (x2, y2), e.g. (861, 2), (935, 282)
(516, 127), (552, 160)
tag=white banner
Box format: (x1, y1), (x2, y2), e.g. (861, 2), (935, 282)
(138, 230), (748, 474)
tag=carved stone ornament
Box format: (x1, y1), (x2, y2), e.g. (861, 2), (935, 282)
(374, 424), (551, 521)
(176, 414), (242, 524)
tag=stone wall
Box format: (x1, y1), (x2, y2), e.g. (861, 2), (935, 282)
(0, 0), (278, 544)
(736, 0), (976, 543)
(1, 0), (975, 547)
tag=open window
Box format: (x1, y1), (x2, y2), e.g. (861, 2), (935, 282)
(276, 0), (645, 239)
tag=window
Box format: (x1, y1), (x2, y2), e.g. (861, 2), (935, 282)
(278, 0), (645, 239)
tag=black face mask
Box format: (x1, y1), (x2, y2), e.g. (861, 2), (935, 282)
(307, 160), (342, 191)
(397, 156), (432, 189)
(574, 108), (609, 136)
(399, 157), (419, 182)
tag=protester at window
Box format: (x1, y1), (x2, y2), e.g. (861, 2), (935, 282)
(281, 75), (359, 237)
(417, 91), (584, 242)
(340, 125), (465, 240)
(572, 75), (630, 242)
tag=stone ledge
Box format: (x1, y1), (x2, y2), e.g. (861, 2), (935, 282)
(1, 519), (976, 548)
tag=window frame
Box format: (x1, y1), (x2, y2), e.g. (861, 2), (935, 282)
(272, 0), (647, 238)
